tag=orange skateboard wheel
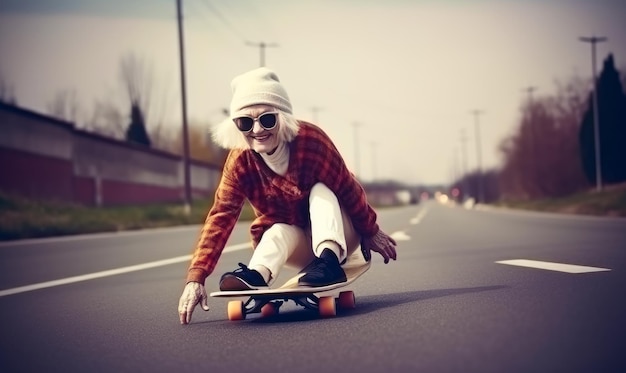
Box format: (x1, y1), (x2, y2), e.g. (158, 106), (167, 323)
(318, 296), (336, 318)
(337, 291), (356, 309)
(227, 300), (245, 321)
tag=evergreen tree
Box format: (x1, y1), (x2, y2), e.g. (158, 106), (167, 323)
(579, 54), (626, 184)
(126, 103), (151, 146)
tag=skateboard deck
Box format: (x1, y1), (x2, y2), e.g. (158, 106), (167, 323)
(210, 246), (371, 320)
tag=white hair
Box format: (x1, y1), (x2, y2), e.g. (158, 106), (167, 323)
(211, 110), (300, 150)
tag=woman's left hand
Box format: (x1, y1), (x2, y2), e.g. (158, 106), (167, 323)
(363, 229), (397, 264)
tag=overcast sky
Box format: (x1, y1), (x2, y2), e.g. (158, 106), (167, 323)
(1, 0), (625, 185)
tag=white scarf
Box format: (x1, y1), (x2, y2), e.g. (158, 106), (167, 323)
(260, 141), (290, 176)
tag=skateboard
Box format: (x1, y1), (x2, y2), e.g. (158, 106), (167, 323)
(210, 245), (371, 320)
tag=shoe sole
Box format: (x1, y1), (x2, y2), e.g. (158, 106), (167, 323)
(219, 274), (269, 291)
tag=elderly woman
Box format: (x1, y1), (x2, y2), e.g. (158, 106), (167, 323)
(178, 67), (397, 324)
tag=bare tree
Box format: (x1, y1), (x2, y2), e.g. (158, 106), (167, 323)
(118, 52), (176, 149)
(547, 76), (590, 191)
(499, 74), (590, 199)
(84, 98), (126, 140)
(145, 84), (173, 152)
(172, 120), (228, 166)
(81, 52), (170, 145)
(47, 89), (80, 123)
(119, 52), (153, 116)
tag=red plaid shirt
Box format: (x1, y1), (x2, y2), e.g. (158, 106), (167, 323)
(186, 122), (379, 284)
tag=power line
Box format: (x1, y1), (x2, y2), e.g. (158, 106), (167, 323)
(196, 1), (279, 68)
(175, 0), (250, 67)
(198, 0), (248, 42)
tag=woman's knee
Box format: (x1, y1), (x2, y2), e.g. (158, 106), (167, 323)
(310, 182), (330, 194)
(310, 183), (337, 203)
(262, 223), (291, 239)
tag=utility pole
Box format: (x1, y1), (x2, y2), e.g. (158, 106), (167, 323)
(522, 86), (536, 104)
(311, 106), (323, 123)
(371, 141), (378, 182)
(579, 35), (607, 191)
(246, 41), (279, 67)
(176, 0), (192, 215)
(453, 147), (460, 183)
(523, 86), (537, 195)
(460, 129), (468, 200)
(352, 122), (363, 179)
(471, 109), (484, 203)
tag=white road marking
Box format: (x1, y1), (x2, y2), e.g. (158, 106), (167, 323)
(410, 207), (429, 225)
(222, 242), (252, 253)
(496, 259), (611, 273)
(0, 225), (202, 248)
(0, 242), (251, 297)
(390, 231), (411, 241)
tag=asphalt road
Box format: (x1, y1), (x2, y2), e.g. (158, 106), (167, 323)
(1, 200), (625, 373)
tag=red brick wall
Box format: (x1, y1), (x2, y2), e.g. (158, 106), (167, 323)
(101, 179), (182, 205)
(1, 103), (222, 206)
(0, 147), (73, 201)
(73, 176), (96, 206)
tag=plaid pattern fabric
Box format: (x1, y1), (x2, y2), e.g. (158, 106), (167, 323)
(186, 122), (379, 284)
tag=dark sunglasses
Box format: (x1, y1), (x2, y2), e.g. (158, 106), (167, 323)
(233, 111), (279, 132)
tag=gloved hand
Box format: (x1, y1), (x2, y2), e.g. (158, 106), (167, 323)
(362, 229), (397, 264)
(178, 281), (210, 324)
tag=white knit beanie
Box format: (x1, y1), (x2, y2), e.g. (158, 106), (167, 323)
(229, 67), (292, 117)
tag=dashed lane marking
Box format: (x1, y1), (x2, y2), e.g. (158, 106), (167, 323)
(390, 231), (411, 241)
(496, 259), (611, 274)
(410, 207), (429, 225)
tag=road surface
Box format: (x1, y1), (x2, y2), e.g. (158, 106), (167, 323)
(1, 200), (624, 372)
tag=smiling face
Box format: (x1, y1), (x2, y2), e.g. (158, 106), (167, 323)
(234, 105), (281, 154)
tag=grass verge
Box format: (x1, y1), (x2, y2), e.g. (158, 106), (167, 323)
(0, 191), (255, 241)
(2, 184), (624, 241)
(495, 183), (626, 217)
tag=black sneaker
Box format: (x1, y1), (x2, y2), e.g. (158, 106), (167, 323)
(298, 249), (347, 287)
(219, 263), (269, 291)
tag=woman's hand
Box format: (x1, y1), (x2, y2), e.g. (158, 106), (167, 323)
(363, 229), (397, 264)
(178, 281), (210, 324)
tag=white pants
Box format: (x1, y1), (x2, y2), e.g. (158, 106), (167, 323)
(248, 183), (360, 283)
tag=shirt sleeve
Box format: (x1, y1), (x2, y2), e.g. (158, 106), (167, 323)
(186, 151), (246, 284)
